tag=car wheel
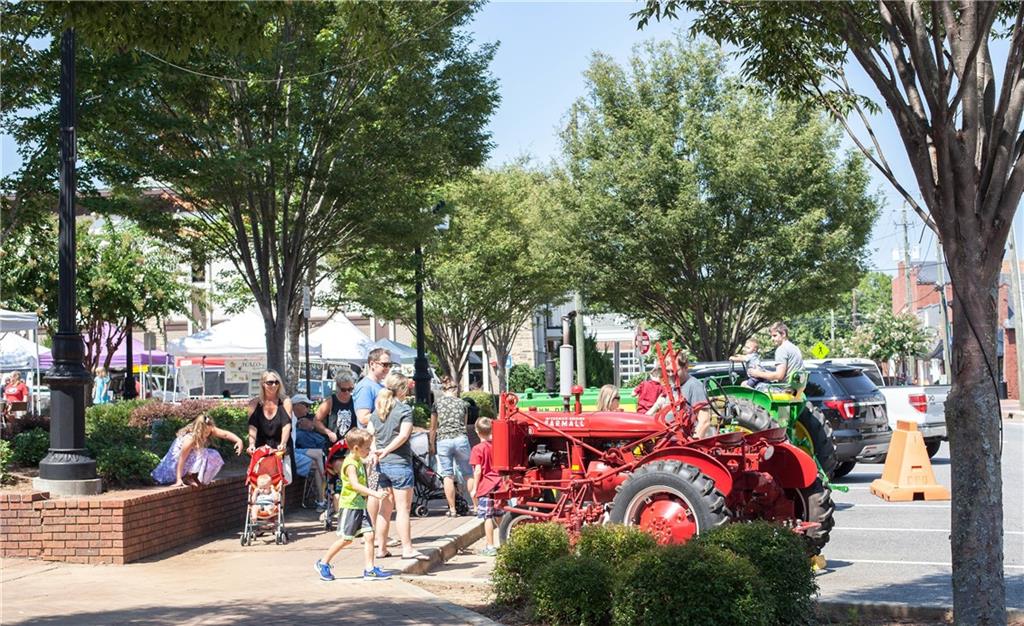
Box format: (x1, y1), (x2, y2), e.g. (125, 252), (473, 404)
(832, 460), (856, 479)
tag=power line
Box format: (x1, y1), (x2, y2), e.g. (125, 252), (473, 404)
(138, 8), (463, 84)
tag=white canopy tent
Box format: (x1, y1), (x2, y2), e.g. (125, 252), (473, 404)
(166, 311), (322, 358)
(0, 309), (43, 415)
(308, 315), (372, 362)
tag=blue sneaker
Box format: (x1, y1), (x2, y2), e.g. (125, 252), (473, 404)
(315, 560), (335, 581)
(363, 566), (393, 580)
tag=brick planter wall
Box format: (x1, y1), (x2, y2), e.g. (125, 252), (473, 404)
(1, 474), (305, 564)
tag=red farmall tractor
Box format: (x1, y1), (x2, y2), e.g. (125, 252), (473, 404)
(491, 343), (835, 554)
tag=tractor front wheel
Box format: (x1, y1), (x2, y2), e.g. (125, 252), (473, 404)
(609, 460), (727, 545)
(788, 477), (835, 555)
(497, 509), (541, 544)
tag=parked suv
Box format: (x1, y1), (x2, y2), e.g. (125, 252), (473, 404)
(690, 360), (891, 479)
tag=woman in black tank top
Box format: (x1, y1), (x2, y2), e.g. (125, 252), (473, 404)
(247, 370), (294, 483)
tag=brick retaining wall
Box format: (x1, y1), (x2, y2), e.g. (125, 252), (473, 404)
(1, 474), (304, 564)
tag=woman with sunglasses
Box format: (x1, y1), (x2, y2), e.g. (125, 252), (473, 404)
(247, 370), (294, 485)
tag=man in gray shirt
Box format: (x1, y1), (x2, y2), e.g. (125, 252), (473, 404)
(646, 352), (712, 438)
(749, 321), (804, 387)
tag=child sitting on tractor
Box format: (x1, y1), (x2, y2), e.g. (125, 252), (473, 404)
(729, 338), (766, 388)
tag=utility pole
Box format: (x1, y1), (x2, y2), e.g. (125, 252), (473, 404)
(851, 289), (858, 327)
(830, 309), (835, 344)
(902, 204), (917, 383)
(1008, 228), (1024, 409)
(935, 243), (954, 386)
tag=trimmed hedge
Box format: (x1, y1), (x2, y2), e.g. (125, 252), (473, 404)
(612, 542), (772, 626)
(577, 523), (657, 573)
(492, 522), (571, 604)
(12, 428), (50, 467)
(531, 555), (613, 626)
(461, 391), (497, 418)
(696, 521), (818, 625)
(508, 364), (546, 393)
(0, 439), (13, 484)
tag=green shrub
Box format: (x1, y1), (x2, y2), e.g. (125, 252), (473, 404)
(149, 418), (189, 454)
(12, 428), (50, 467)
(206, 403), (250, 457)
(612, 542), (772, 626)
(531, 555), (613, 626)
(86, 401), (148, 457)
(492, 522), (571, 605)
(96, 447), (160, 486)
(577, 524), (657, 572)
(508, 364), (546, 393)
(696, 522), (817, 625)
(410, 402), (431, 429)
(0, 439), (13, 484)
(461, 391), (497, 418)
(625, 372), (647, 388)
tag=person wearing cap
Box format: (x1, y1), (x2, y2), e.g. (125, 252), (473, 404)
(646, 352), (712, 438)
(633, 363), (664, 413)
(314, 371), (358, 444)
(291, 393), (328, 511)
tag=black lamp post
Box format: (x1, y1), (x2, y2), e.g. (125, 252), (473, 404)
(413, 201), (446, 405)
(36, 29), (101, 495)
(123, 317), (137, 400)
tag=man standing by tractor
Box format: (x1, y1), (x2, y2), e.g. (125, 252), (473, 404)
(647, 352), (713, 438)
(747, 321), (803, 389)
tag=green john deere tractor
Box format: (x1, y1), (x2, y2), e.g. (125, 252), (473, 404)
(704, 363), (843, 488)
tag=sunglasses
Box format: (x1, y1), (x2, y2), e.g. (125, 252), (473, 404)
(376, 361), (394, 368)
(338, 387), (355, 393)
(264, 380), (280, 386)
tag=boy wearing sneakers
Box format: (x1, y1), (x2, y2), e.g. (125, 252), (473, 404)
(470, 417), (502, 557)
(315, 429), (392, 581)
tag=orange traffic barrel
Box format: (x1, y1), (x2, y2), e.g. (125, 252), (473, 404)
(870, 420), (950, 502)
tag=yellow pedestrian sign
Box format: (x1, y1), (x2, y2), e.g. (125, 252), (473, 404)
(811, 341), (830, 360)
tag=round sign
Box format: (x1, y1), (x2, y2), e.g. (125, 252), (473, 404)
(635, 330), (651, 355)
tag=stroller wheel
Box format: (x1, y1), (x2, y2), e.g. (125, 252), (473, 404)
(455, 496), (470, 516)
(240, 533), (248, 547)
(274, 532), (283, 545)
(413, 503), (429, 518)
(282, 531), (290, 545)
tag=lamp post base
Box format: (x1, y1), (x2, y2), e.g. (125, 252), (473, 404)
(33, 475), (103, 497)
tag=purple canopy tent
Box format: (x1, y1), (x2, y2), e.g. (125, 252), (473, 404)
(38, 332), (171, 370)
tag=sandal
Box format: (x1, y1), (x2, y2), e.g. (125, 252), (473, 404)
(386, 538), (401, 548)
(445, 510), (458, 518)
(375, 550), (393, 559)
(401, 551), (430, 561)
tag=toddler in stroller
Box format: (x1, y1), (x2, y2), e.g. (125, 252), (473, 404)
(317, 439), (349, 531)
(242, 446), (289, 546)
(409, 431), (469, 517)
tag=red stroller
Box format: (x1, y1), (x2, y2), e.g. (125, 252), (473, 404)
(241, 446), (289, 546)
(320, 439), (348, 531)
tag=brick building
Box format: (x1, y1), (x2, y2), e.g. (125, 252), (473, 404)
(892, 260), (1020, 398)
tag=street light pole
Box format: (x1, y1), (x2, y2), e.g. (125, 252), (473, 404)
(123, 317), (137, 400)
(35, 29), (101, 495)
(413, 243), (430, 405)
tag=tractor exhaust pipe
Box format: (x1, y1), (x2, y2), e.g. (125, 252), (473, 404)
(560, 313), (576, 410)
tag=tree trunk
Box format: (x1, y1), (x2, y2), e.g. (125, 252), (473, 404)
(264, 315), (288, 390)
(946, 267), (1005, 625)
(285, 305), (302, 395)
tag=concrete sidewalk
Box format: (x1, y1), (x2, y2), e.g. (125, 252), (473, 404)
(1, 504), (486, 625)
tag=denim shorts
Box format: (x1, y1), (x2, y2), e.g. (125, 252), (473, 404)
(436, 435), (472, 479)
(378, 462), (414, 490)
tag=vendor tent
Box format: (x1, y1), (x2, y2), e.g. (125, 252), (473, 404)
(309, 316), (372, 362)
(369, 338), (417, 364)
(0, 309), (40, 333)
(167, 311), (321, 358)
(0, 333), (49, 370)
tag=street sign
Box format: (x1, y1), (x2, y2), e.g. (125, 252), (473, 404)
(811, 341), (831, 360)
(635, 330), (651, 356)
(302, 286), (311, 319)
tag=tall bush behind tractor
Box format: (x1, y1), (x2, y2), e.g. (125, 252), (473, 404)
(491, 342), (835, 557)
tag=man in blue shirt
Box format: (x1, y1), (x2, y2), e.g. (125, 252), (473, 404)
(354, 348), (394, 428)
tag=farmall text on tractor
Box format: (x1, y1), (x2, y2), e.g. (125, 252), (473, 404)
(490, 341), (835, 559)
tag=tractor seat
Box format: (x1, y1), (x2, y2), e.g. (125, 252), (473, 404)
(770, 392), (797, 402)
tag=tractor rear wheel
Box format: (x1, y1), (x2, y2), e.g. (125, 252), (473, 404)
(788, 477), (835, 555)
(796, 403), (838, 479)
(609, 460), (727, 545)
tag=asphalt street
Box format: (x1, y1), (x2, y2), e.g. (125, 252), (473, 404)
(816, 420), (1024, 610)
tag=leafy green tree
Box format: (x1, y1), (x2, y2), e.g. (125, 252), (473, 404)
(631, 3), (1024, 619)
(2, 2), (498, 384)
(559, 38), (878, 361)
(788, 272), (893, 354)
(845, 308), (931, 367)
(0, 217), (189, 375)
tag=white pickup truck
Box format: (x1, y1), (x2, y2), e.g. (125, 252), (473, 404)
(811, 357), (948, 458)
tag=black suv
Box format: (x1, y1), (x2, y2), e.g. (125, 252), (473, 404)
(689, 361), (891, 479)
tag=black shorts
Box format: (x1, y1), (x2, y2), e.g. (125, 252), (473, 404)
(337, 507), (373, 540)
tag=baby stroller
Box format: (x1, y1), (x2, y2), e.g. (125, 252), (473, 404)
(410, 431), (470, 518)
(319, 439), (348, 532)
(241, 446), (289, 546)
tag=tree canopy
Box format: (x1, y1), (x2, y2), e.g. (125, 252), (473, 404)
(558, 38), (878, 361)
(1, 1), (499, 381)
